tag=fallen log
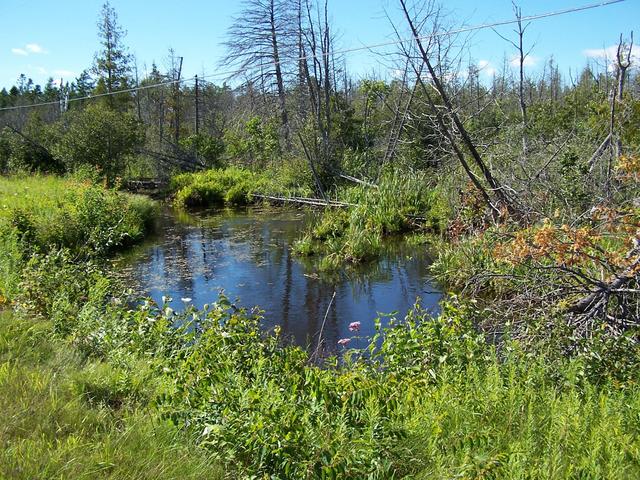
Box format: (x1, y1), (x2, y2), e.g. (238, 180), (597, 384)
(251, 194), (353, 208)
(251, 194), (429, 222)
(568, 246), (640, 314)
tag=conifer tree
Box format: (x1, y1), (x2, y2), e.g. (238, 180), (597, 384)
(93, 1), (132, 109)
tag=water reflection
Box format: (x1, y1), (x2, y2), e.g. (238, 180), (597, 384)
(115, 207), (442, 351)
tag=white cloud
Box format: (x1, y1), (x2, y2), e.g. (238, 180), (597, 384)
(54, 69), (76, 78)
(11, 43), (47, 57)
(584, 44), (640, 73)
(25, 43), (45, 54)
(584, 44), (640, 64)
(510, 55), (537, 68)
(477, 59), (496, 77)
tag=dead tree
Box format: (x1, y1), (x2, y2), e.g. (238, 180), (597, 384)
(223, 0), (294, 148)
(295, 0), (338, 196)
(397, 0), (520, 218)
(493, 2), (532, 159)
(611, 32), (634, 163)
(588, 32), (634, 176)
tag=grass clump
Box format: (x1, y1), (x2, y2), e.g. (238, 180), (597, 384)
(171, 166), (265, 207)
(0, 311), (223, 480)
(294, 170), (447, 269)
(0, 175), (156, 255)
(171, 163), (315, 208)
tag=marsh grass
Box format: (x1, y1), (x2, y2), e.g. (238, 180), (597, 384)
(0, 175), (156, 254)
(0, 175), (157, 301)
(171, 164), (313, 208)
(0, 311), (223, 480)
(293, 171), (448, 269)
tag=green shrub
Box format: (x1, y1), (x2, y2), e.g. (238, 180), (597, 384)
(171, 167), (259, 208)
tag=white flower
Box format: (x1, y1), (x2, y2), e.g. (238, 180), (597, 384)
(181, 297), (192, 303)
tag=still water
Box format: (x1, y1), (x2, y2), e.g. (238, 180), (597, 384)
(115, 207), (442, 351)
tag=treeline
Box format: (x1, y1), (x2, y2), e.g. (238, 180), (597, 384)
(0, 1), (637, 200)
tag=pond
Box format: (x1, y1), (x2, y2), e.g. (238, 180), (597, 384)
(115, 207), (442, 352)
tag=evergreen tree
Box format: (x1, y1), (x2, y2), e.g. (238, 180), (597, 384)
(43, 78), (58, 101)
(92, 1), (132, 109)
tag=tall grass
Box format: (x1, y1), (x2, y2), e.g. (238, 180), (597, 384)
(0, 312), (223, 480)
(294, 170), (448, 269)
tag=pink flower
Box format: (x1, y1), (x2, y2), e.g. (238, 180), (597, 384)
(337, 338), (351, 346)
(348, 321), (361, 332)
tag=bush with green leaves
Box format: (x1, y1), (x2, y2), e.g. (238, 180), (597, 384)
(0, 115), (64, 174)
(51, 103), (143, 185)
(179, 133), (225, 169)
(223, 115), (281, 168)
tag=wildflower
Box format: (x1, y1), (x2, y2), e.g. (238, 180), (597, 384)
(337, 338), (351, 346)
(348, 321), (361, 332)
(181, 297), (192, 303)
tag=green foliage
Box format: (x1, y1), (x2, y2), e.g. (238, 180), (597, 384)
(0, 176), (156, 303)
(0, 114), (64, 174)
(1, 190), (639, 477)
(0, 225), (22, 303)
(294, 171), (448, 269)
(180, 133), (225, 169)
(51, 103), (143, 184)
(429, 229), (507, 292)
(0, 176), (156, 256)
(150, 297), (640, 478)
(171, 166), (262, 207)
(171, 164), (313, 209)
(224, 116), (281, 168)
(369, 298), (489, 376)
(0, 313), (223, 480)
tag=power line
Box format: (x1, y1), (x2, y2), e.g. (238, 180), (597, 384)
(0, 0), (626, 113)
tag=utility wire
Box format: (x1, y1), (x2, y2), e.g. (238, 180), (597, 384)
(0, 0), (626, 113)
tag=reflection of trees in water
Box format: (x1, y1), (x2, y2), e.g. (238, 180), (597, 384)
(281, 246), (293, 333)
(294, 277), (342, 351)
(121, 207), (441, 350)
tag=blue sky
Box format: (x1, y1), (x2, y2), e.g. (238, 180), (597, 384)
(0, 0), (638, 90)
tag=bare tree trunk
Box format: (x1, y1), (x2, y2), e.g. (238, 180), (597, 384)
(514, 4), (529, 158)
(269, 0), (291, 148)
(398, 0), (517, 217)
(612, 32), (633, 162)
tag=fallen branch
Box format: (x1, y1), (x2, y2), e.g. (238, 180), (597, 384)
(568, 246), (640, 314)
(252, 194), (353, 208)
(587, 133), (612, 173)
